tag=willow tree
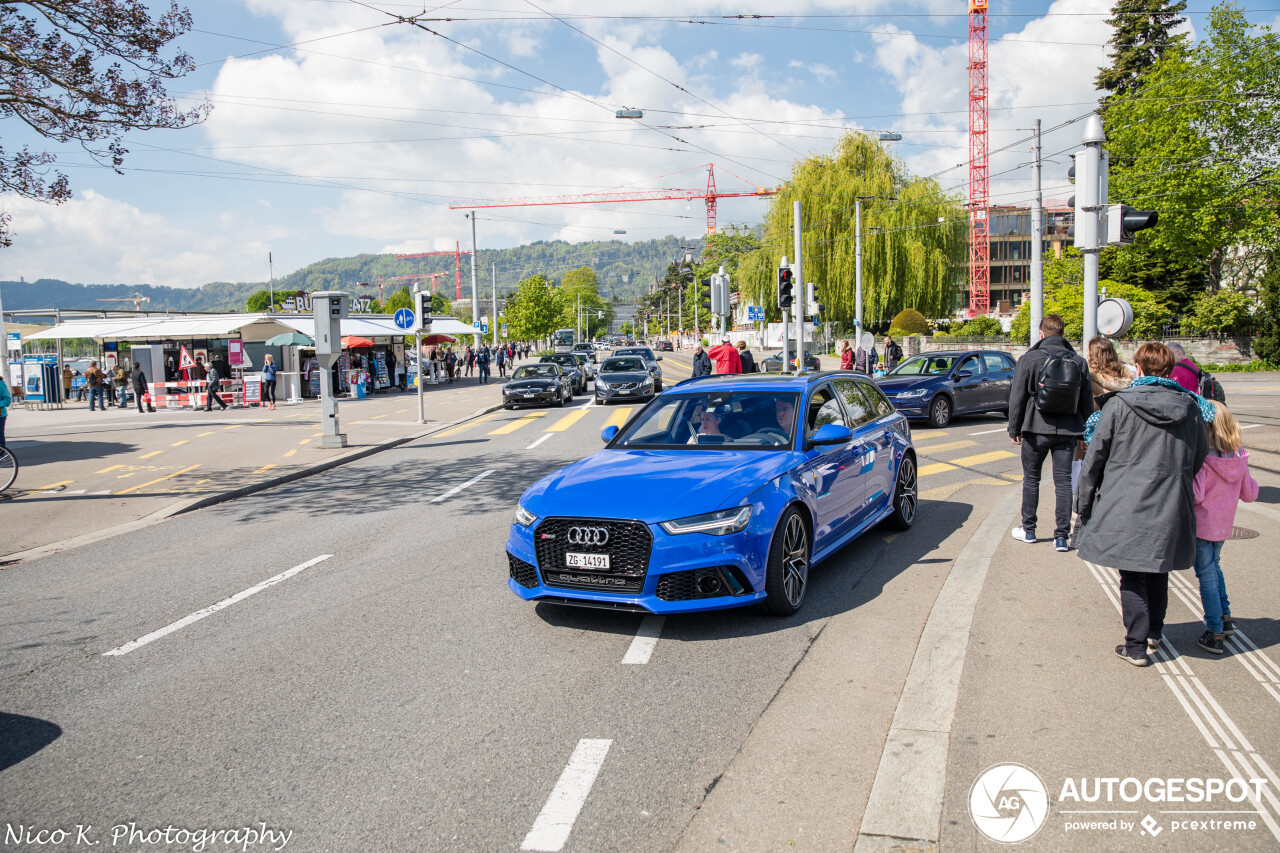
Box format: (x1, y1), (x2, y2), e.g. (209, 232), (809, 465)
(737, 132), (967, 325)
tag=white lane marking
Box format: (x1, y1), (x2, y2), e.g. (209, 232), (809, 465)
(967, 427), (1007, 436)
(1242, 423), (1262, 429)
(527, 434), (553, 450)
(1167, 572), (1280, 702)
(431, 469), (494, 503)
(103, 555), (333, 657)
(521, 739), (613, 852)
(1083, 561), (1280, 842)
(621, 615), (665, 665)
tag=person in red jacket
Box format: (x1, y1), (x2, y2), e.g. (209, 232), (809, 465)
(1168, 342), (1200, 394)
(708, 338), (742, 374)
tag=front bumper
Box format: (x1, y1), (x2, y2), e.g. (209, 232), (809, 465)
(504, 387), (559, 406)
(505, 515), (771, 614)
(594, 383), (654, 401)
(886, 394), (930, 418)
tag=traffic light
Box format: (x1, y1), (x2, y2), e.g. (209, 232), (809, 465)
(777, 266), (794, 309)
(414, 290), (432, 334)
(1106, 204), (1159, 245)
(699, 278), (713, 312)
(805, 282), (821, 317)
(1067, 148), (1108, 250)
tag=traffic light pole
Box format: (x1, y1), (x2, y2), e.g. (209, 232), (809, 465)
(1030, 118), (1044, 346)
(793, 200), (805, 375)
(854, 198), (863, 341)
(1078, 114), (1106, 345)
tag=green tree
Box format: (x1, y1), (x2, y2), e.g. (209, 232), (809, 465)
(1009, 251), (1171, 342)
(506, 274), (565, 342)
(1096, 0), (1189, 106)
(1255, 253), (1280, 363)
(558, 266), (612, 331)
(1188, 289), (1257, 335)
(736, 132), (966, 325)
(384, 286), (413, 313)
(245, 289), (275, 312)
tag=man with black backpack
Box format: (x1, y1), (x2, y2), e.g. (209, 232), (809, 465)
(1008, 314), (1095, 551)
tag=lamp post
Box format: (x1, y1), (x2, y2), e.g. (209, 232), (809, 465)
(854, 194), (896, 340)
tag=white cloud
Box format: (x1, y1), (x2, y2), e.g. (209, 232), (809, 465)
(788, 60), (838, 82)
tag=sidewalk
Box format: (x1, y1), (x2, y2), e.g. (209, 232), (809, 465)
(1, 370), (512, 560)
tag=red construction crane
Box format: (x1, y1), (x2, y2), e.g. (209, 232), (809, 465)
(383, 272), (448, 295)
(397, 242), (472, 300)
(449, 164), (778, 235)
(968, 0), (991, 317)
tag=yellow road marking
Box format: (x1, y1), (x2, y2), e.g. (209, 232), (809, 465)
(917, 462), (956, 477)
(299, 439), (311, 446)
(115, 464), (200, 495)
(223, 424), (244, 430)
(488, 411), (547, 435)
(139, 450), (164, 459)
(909, 430), (951, 441)
(96, 465), (124, 474)
(171, 440), (188, 447)
(252, 464), (276, 475)
(919, 477), (1014, 501)
(196, 478), (211, 485)
(949, 450), (1016, 467)
(197, 431), (215, 437)
(30, 480), (75, 492)
(371, 413), (388, 419)
(116, 473), (136, 479)
(602, 407), (634, 430)
(286, 412), (307, 418)
(284, 448), (298, 458)
(916, 439), (976, 455)
(434, 412), (503, 438)
(395, 409), (407, 414)
(546, 408), (591, 432)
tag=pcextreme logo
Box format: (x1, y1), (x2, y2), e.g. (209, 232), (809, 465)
(969, 763), (1051, 844)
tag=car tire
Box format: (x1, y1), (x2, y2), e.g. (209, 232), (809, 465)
(927, 395), (952, 428)
(503, 403), (513, 410)
(884, 454), (918, 530)
(760, 507), (810, 617)
(654, 381), (663, 392)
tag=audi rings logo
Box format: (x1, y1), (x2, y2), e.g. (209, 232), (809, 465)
(566, 526), (610, 546)
(969, 763), (1049, 844)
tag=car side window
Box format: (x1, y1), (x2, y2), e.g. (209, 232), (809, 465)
(957, 355), (982, 376)
(983, 353), (1009, 373)
(833, 379), (875, 426)
(807, 385), (845, 432)
(857, 380), (896, 418)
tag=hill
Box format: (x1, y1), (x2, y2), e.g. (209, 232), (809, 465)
(0, 236), (707, 314)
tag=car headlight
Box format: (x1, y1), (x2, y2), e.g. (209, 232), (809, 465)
(659, 506), (752, 536)
(897, 388), (929, 398)
(514, 504), (537, 527)
(641, 377), (653, 385)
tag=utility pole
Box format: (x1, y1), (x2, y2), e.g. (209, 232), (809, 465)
(780, 255), (791, 374)
(1030, 118), (1044, 345)
(492, 262), (498, 347)
(468, 212), (480, 348)
(415, 281), (426, 423)
(793, 200), (805, 375)
(855, 198), (864, 341)
(1074, 114), (1107, 345)
(268, 252), (275, 311)
(0, 278), (8, 390)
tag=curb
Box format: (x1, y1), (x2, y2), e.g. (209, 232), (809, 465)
(0, 404), (505, 567)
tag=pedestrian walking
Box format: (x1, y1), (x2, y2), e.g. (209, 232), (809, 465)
(883, 336), (903, 372)
(445, 348), (458, 383)
(1087, 336), (1133, 407)
(62, 364), (73, 401)
(191, 356), (207, 381)
(0, 374), (10, 447)
(1076, 342), (1212, 666)
(709, 338), (742, 374)
(690, 345), (712, 377)
(496, 345), (507, 378)
(204, 357), (228, 411)
(465, 346), (475, 377)
(261, 354), (278, 409)
(735, 341), (757, 374)
(854, 340), (877, 375)
(385, 348), (399, 391)
(131, 362), (153, 413)
(1007, 314), (1094, 551)
(1191, 402), (1258, 654)
(113, 362), (130, 408)
(1167, 342), (1200, 394)
(85, 362), (106, 411)
(839, 340), (853, 370)
(477, 345), (491, 384)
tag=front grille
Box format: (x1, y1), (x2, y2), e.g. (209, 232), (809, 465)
(508, 553), (540, 588)
(534, 517), (652, 594)
(612, 382), (639, 390)
(656, 567), (752, 601)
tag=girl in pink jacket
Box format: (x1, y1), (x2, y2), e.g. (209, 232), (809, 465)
(1192, 402), (1259, 655)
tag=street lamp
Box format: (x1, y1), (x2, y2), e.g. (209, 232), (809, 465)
(855, 195), (897, 338)
(878, 132), (903, 141)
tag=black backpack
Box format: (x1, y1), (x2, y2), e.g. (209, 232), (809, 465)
(1035, 352), (1084, 415)
(1191, 364), (1226, 403)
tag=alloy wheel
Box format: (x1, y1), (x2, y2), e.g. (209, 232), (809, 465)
(897, 456), (917, 524)
(931, 397), (951, 427)
(781, 513), (808, 606)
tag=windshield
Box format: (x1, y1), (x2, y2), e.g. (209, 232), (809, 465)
(513, 365), (558, 380)
(616, 348), (654, 360)
(613, 392), (800, 449)
(890, 355), (956, 376)
(601, 358), (646, 372)
(541, 355), (577, 368)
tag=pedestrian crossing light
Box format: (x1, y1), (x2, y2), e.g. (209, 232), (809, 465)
(414, 290), (433, 334)
(776, 264), (794, 309)
(806, 282), (822, 317)
(1106, 204), (1159, 246)
(699, 278), (713, 312)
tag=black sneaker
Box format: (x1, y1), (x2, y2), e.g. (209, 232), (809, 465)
(1114, 644), (1149, 667)
(1197, 631), (1225, 655)
(1222, 618), (1236, 638)
(1054, 537), (1069, 552)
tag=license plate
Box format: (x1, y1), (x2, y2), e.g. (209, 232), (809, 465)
(523, 392), (537, 397)
(619, 389), (631, 394)
(566, 552), (610, 570)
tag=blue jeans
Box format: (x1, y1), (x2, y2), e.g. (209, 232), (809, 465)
(88, 386), (105, 410)
(1194, 538), (1231, 634)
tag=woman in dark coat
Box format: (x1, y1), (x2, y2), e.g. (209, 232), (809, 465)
(1076, 342), (1211, 666)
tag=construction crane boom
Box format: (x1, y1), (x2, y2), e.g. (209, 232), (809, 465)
(968, 0), (991, 317)
(396, 242), (471, 300)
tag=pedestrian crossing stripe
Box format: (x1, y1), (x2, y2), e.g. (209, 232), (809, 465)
(546, 408), (591, 432)
(908, 430), (950, 441)
(948, 450), (1016, 467)
(433, 412), (502, 438)
(916, 462), (956, 477)
(601, 407), (634, 431)
(914, 439), (976, 455)
(488, 411), (547, 435)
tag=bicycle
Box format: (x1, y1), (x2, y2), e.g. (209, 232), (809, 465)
(0, 445), (17, 493)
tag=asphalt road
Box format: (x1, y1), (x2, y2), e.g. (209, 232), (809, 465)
(2, 361), (1278, 852)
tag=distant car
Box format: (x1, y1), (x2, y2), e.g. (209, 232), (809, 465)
(503, 364), (574, 409)
(613, 347), (663, 391)
(654, 340), (673, 352)
(539, 353), (587, 394)
(875, 349), (1015, 428)
(571, 351), (596, 381)
(572, 342), (597, 364)
(594, 356), (655, 404)
(761, 350), (822, 373)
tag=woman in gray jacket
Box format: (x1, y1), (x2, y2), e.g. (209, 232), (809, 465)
(1076, 342), (1211, 666)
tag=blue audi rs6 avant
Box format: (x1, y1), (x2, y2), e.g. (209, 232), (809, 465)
(505, 372), (919, 616)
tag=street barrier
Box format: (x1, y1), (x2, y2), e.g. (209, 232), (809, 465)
(149, 380), (248, 409)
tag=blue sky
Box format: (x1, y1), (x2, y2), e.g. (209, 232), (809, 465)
(1, 0), (1270, 288)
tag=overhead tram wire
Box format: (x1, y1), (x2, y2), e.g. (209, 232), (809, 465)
(192, 22), (402, 68)
(297, 3), (1280, 17)
(342, 0), (789, 184)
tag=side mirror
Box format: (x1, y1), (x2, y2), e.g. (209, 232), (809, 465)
(601, 425), (619, 442)
(655, 355), (663, 361)
(955, 369), (974, 379)
(810, 423), (853, 447)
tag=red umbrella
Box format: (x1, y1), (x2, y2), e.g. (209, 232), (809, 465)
(342, 336), (375, 348)
(419, 333), (458, 345)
